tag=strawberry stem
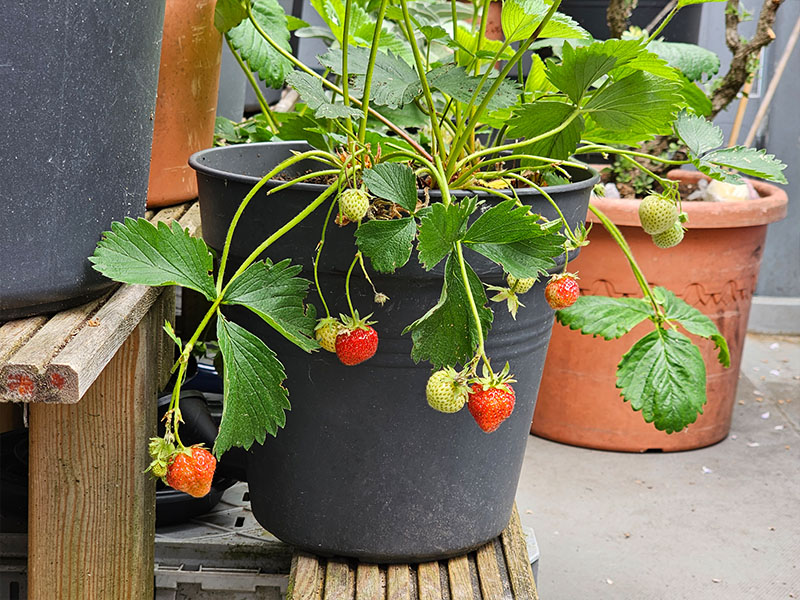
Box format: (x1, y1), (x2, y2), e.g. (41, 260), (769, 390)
(345, 252), (361, 319)
(314, 192), (341, 318)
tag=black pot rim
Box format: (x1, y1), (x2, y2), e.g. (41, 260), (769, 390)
(189, 141), (600, 196)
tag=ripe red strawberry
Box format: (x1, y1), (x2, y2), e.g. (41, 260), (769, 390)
(545, 273), (580, 310)
(335, 312), (379, 366)
(165, 446), (217, 498)
(468, 364), (516, 433)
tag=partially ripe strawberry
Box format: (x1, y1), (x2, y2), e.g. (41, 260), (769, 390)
(652, 222), (685, 248)
(166, 446), (217, 498)
(335, 312), (378, 366)
(426, 368), (469, 413)
(314, 316), (341, 353)
(545, 273), (580, 310)
(339, 188), (370, 222)
(468, 363), (516, 433)
(638, 194), (678, 235)
(507, 274), (535, 295)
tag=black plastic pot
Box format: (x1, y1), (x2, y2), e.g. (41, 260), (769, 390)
(190, 141), (597, 562)
(0, 1), (165, 320)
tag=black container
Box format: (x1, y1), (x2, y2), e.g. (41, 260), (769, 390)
(190, 142), (597, 562)
(560, 0), (703, 43)
(0, 1), (165, 320)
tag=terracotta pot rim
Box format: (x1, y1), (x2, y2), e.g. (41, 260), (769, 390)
(589, 169), (788, 229)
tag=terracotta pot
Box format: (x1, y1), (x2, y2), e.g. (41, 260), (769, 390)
(532, 170), (788, 452)
(460, 0), (503, 41)
(147, 0), (222, 208)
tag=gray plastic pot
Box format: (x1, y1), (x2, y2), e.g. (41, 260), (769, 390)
(0, 1), (165, 320)
(190, 141), (598, 562)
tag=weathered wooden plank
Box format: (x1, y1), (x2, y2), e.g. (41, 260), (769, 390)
(475, 541), (505, 600)
(287, 553), (322, 600)
(149, 202), (190, 226)
(386, 565), (411, 600)
(356, 563), (382, 600)
(417, 562), (442, 600)
(447, 555), (473, 600)
(500, 506), (538, 600)
(177, 200), (203, 236)
(324, 560), (354, 600)
(27, 293), (161, 599)
(157, 287), (176, 390)
(0, 317), (48, 363)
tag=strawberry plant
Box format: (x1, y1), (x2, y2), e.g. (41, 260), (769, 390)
(90, 0), (787, 494)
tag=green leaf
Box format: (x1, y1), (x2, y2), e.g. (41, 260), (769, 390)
(583, 71), (681, 143)
(227, 0), (293, 88)
(222, 259), (318, 352)
(507, 101), (584, 160)
(525, 54), (559, 94)
(451, 26), (515, 67)
(556, 295), (653, 339)
(404, 254), (492, 369)
(427, 64), (521, 112)
(538, 12), (590, 40)
(466, 235), (563, 280)
(501, 0), (547, 42)
(319, 47), (420, 109)
(464, 200), (542, 244)
(285, 71), (363, 120)
(655, 287), (730, 367)
(678, 0), (726, 7)
(355, 218), (416, 273)
(647, 41), (720, 82)
(416, 199), (475, 270)
(273, 111), (332, 151)
(420, 25), (449, 41)
(214, 316), (290, 457)
(90, 218), (216, 300)
(362, 163), (418, 212)
(697, 146), (788, 185)
(616, 328), (707, 433)
(215, 0), (247, 33)
(677, 76), (712, 117)
(674, 110), (723, 156)
(285, 15), (309, 31)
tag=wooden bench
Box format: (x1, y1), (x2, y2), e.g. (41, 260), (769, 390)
(286, 506), (539, 600)
(0, 202), (200, 599)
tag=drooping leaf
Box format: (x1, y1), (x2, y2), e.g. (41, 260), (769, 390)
(362, 163), (418, 212)
(404, 254), (493, 369)
(647, 41), (720, 82)
(222, 259), (318, 352)
(273, 111), (332, 151)
(697, 146), (788, 184)
(355, 218), (416, 273)
(654, 287), (730, 367)
(464, 200), (543, 244)
(214, 316), (291, 456)
(466, 235), (564, 280)
(507, 101), (584, 159)
(428, 64), (521, 112)
(674, 110), (723, 157)
(556, 295), (653, 339)
(285, 71), (363, 120)
(227, 0), (293, 88)
(90, 218), (216, 300)
(616, 328), (707, 433)
(416, 199), (476, 270)
(215, 0), (247, 33)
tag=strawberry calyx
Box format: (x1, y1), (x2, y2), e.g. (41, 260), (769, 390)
(469, 362), (517, 394)
(548, 271), (579, 285)
(487, 284), (525, 319)
(339, 310), (377, 332)
(146, 436), (176, 481)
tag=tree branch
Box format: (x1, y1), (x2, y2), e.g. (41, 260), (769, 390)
(607, 0), (639, 38)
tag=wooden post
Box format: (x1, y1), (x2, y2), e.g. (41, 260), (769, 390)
(26, 292), (165, 600)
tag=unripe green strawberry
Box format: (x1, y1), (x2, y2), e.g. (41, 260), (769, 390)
(652, 222), (685, 248)
(638, 194), (679, 235)
(314, 316), (341, 353)
(426, 368), (469, 413)
(339, 188), (370, 222)
(507, 274), (535, 295)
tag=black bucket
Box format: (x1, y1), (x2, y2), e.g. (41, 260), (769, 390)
(0, 1), (165, 319)
(190, 141), (597, 562)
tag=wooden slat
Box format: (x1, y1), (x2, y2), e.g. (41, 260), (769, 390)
(287, 553), (322, 600)
(324, 559), (354, 600)
(500, 506), (538, 600)
(417, 562), (442, 600)
(27, 291), (162, 599)
(475, 541), (505, 600)
(386, 565), (411, 600)
(0, 317), (48, 362)
(447, 555), (474, 600)
(356, 563), (382, 600)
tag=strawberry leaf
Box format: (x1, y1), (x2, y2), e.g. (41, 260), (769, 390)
(697, 147), (787, 185)
(616, 328), (707, 433)
(404, 253), (492, 369)
(90, 217), (216, 300)
(214, 315), (290, 457)
(285, 71), (363, 120)
(215, 0), (247, 33)
(362, 163), (418, 212)
(222, 259), (318, 353)
(416, 198), (476, 270)
(654, 287), (730, 367)
(556, 296), (653, 339)
(464, 200), (542, 244)
(427, 64), (521, 112)
(674, 110), (724, 156)
(227, 0), (293, 88)
(507, 101), (584, 159)
(355, 218), (416, 274)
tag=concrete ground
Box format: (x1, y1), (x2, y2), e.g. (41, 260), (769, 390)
(516, 333), (800, 600)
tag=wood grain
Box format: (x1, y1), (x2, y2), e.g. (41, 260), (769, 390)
(356, 563), (382, 600)
(324, 560), (354, 600)
(386, 564), (412, 600)
(417, 562), (442, 600)
(475, 541), (505, 600)
(447, 555), (474, 600)
(500, 506), (538, 600)
(0, 317), (48, 362)
(288, 553), (322, 600)
(26, 293), (162, 599)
